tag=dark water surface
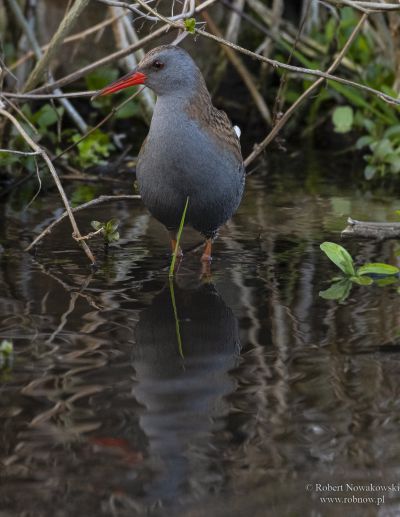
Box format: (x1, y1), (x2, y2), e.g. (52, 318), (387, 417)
(1, 151), (400, 517)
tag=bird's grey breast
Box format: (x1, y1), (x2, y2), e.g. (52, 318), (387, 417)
(136, 96), (244, 231)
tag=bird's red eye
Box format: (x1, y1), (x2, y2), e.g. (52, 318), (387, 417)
(152, 60), (164, 70)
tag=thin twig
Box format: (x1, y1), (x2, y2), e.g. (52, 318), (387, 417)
(1, 91), (96, 99)
(0, 104), (96, 264)
(75, 228), (103, 241)
(25, 195), (140, 251)
(327, 0), (400, 13)
(244, 12), (369, 166)
(0, 148), (40, 156)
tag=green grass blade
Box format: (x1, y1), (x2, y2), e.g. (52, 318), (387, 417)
(168, 278), (184, 358)
(169, 196), (189, 278)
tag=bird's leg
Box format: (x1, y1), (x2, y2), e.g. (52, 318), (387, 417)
(201, 238), (212, 263)
(169, 230), (183, 258)
(200, 239), (212, 278)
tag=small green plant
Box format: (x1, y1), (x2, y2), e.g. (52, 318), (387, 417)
(70, 129), (114, 169)
(184, 18), (196, 34)
(91, 218), (120, 246)
(319, 241), (399, 302)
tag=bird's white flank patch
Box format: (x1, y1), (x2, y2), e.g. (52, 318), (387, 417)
(234, 125), (241, 138)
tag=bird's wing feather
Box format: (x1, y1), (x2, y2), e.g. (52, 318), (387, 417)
(209, 106), (242, 162)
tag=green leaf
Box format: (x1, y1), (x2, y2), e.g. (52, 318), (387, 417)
(356, 135), (373, 149)
(328, 81), (394, 125)
(38, 106), (62, 129)
(105, 218), (119, 233)
(375, 276), (399, 287)
(371, 138), (393, 160)
(71, 129), (114, 168)
(320, 241), (356, 276)
(184, 18), (196, 33)
(364, 164), (377, 180)
(357, 263), (400, 276)
(91, 221), (103, 231)
(387, 154), (400, 174)
(0, 340), (13, 355)
(383, 124), (400, 139)
(351, 275), (373, 285)
(31, 104), (64, 130)
(332, 106), (354, 133)
(319, 278), (353, 302)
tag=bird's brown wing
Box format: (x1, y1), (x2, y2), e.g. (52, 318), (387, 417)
(209, 106), (242, 163)
(185, 79), (243, 164)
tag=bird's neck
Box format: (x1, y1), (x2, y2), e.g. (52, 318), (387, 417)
(151, 73), (212, 127)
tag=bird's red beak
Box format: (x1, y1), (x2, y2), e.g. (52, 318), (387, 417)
(91, 70), (147, 99)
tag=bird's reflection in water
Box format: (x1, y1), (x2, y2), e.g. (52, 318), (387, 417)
(132, 278), (240, 505)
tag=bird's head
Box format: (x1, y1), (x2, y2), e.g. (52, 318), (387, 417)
(92, 45), (200, 99)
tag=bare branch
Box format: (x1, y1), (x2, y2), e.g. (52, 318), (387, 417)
(1, 91), (96, 99)
(342, 218), (400, 239)
(327, 0), (400, 13)
(0, 149), (40, 156)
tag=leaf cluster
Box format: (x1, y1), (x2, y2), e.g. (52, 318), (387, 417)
(91, 218), (120, 245)
(319, 241), (400, 302)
